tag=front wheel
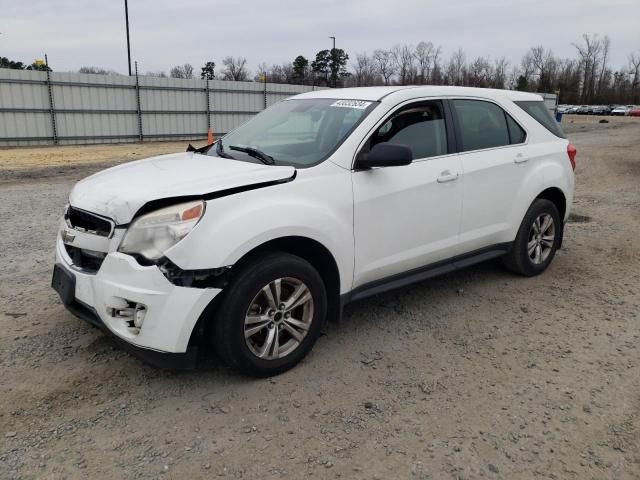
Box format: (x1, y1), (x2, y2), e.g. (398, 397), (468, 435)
(503, 198), (562, 276)
(213, 252), (327, 377)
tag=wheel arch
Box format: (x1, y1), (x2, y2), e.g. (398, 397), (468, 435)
(532, 186), (568, 249)
(535, 186), (567, 221)
(189, 235), (343, 349)
(231, 236), (341, 313)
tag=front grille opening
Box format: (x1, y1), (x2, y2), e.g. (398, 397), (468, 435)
(64, 244), (106, 273)
(65, 207), (113, 237)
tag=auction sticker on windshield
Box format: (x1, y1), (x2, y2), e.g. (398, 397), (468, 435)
(330, 100), (372, 109)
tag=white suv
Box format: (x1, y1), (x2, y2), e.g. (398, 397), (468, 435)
(52, 86), (576, 376)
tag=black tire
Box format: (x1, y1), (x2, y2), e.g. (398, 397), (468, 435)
(502, 198), (562, 276)
(213, 252), (326, 377)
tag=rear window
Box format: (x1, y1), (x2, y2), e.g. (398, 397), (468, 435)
(452, 99), (511, 152)
(515, 101), (566, 138)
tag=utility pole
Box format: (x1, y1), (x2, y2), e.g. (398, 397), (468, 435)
(125, 0), (132, 76)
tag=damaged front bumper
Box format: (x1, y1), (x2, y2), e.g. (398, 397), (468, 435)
(54, 235), (221, 369)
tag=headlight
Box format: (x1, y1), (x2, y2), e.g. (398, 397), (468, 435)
(118, 200), (205, 261)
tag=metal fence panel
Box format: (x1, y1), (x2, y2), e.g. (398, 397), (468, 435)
(0, 68), (324, 146)
(0, 112), (51, 140)
(56, 112), (139, 141)
(0, 70), (50, 109)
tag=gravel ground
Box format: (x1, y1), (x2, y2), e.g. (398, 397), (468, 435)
(1, 117), (639, 479)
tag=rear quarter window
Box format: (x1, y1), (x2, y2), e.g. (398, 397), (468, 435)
(515, 101), (566, 139)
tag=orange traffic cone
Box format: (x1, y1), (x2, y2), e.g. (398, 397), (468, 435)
(207, 128), (214, 145)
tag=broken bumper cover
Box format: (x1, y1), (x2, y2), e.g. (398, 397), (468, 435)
(64, 299), (199, 369)
(54, 236), (221, 368)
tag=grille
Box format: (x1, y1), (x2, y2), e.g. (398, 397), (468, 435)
(65, 206), (113, 237)
(64, 245), (106, 273)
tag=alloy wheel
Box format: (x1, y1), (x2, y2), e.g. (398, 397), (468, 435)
(527, 213), (555, 264)
(244, 277), (314, 360)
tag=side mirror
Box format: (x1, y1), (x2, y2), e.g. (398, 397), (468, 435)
(356, 143), (413, 169)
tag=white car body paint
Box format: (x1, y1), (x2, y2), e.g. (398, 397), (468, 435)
(70, 152), (295, 224)
(54, 86), (574, 358)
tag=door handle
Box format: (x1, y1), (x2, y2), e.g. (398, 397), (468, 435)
(437, 170), (459, 183)
(514, 153), (529, 164)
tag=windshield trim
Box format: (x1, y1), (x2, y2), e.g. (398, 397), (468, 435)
(211, 99), (380, 169)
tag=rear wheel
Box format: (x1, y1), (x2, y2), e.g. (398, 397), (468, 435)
(213, 252), (326, 377)
(503, 198), (561, 276)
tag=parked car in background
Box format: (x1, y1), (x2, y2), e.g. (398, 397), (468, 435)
(590, 105), (606, 115)
(567, 106), (580, 114)
(629, 107), (640, 117)
(611, 106), (630, 116)
(52, 86), (576, 376)
(576, 105), (590, 114)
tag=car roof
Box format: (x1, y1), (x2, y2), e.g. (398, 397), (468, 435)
(293, 85), (544, 103)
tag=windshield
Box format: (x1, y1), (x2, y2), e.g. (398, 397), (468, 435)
(210, 98), (377, 167)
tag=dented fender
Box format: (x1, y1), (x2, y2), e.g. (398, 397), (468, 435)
(165, 161), (355, 294)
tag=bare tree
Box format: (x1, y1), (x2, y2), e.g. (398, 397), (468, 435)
(629, 51), (640, 104)
(255, 62), (269, 78)
(519, 50), (535, 87)
(221, 56), (249, 81)
(170, 63), (194, 79)
(507, 65), (521, 90)
(352, 53), (379, 86)
(414, 41), (434, 84)
(492, 57), (509, 89)
(255, 63), (295, 84)
(373, 49), (396, 85)
(430, 46), (443, 84)
(529, 46), (555, 91)
(597, 35), (611, 97)
(447, 48), (466, 86)
(467, 56), (491, 87)
(391, 44), (416, 85)
(555, 58), (581, 103)
(573, 34), (603, 103)
(145, 71), (167, 78)
(272, 63), (294, 83)
(78, 66), (121, 75)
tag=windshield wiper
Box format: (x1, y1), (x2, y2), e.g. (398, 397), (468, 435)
(228, 145), (275, 165)
(215, 140), (235, 159)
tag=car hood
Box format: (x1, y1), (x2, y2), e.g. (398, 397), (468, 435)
(69, 152), (296, 224)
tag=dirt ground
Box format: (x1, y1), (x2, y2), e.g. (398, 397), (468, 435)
(1, 116), (639, 480)
(0, 141), (189, 171)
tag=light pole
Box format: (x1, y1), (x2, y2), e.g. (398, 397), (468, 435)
(124, 0), (132, 76)
(329, 36), (336, 87)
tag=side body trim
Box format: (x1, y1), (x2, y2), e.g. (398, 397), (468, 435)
(344, 242), (512, 304)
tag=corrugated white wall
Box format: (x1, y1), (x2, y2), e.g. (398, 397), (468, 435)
(0, 68), (325, 146)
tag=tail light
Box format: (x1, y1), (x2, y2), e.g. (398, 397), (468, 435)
(567, 144), (577, 171)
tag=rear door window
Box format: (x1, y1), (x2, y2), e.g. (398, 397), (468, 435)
(452, 100), (511, 152)
(514, 100), (566, 138)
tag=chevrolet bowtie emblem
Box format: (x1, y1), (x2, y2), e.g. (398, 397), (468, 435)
(62, 230), (76, 244)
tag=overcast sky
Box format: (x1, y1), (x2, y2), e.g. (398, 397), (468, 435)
(3, 0), (639, 75)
